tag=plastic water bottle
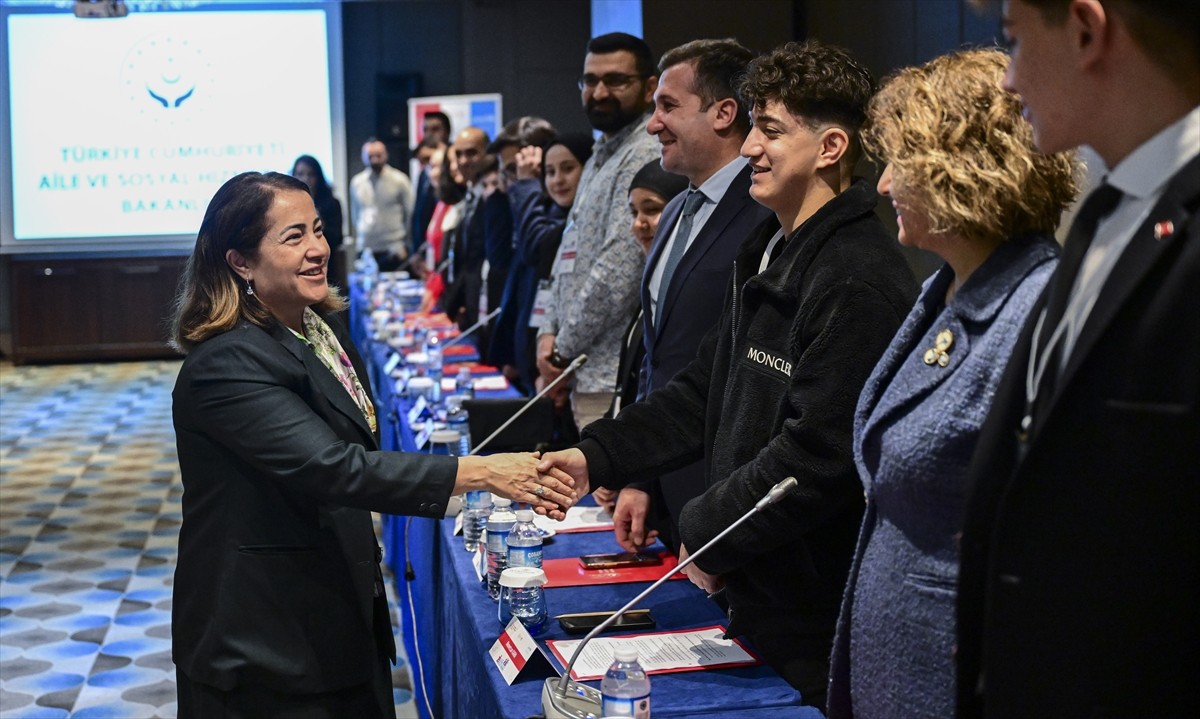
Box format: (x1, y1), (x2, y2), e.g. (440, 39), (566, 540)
(444, 396), (472, 456)
(424, 333), (444, 389)
(358, 247), (378, 275)
(601, 648), (651, 719)
(463, 490), (492, 552)
(506, 509), (543, 569)
(455, 366), (475, 399)
(485, 497), (517, 600)
(498, 567), (548, 635)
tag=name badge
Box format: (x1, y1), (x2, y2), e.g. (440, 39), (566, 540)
(555, 221), (578, 274)
(529, 279), (553, 329)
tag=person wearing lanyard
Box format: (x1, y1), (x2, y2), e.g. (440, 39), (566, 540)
(959, 1), (1200, 717)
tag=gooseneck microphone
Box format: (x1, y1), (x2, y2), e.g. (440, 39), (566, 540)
(440, 307), (503, 349)
(540, 476), (799, 719)
(467, 354), (587, 456)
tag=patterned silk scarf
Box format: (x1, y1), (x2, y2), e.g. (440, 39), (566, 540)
(291, 308), (378, 435)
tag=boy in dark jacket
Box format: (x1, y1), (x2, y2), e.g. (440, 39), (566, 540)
(538, 40), (918, 707)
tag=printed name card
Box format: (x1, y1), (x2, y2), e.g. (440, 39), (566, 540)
(406, 395), (428, 427)
(382, 351), (402, 376)
(413, 423), (433, 451)
(489, 618), (549, 685)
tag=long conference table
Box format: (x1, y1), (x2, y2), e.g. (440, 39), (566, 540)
(350, 276), (821, 718)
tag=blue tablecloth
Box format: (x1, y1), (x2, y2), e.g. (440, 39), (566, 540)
(392, 512), (819, 719)
(350, 273), (819, 718)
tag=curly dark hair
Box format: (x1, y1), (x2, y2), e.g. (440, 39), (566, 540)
(738, 40), (875, 158)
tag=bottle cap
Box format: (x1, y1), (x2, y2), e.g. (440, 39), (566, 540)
(498, 567), (547, 588)
(613, 647), (638, 663)
(429, 429), (461, 445)
(406, 376), (434, 390)
(493, 496), (512, 508)
(515, 509), (535, 522)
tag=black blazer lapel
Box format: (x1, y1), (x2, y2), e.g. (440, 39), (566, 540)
(657, 168), (755, 337)
(271, 321), (378, 449)
(1050, 155), (1200, 413)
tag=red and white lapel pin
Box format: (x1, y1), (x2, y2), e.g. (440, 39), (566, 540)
(1153, 220), (1175, 240)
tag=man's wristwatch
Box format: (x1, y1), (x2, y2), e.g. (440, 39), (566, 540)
(549, 346), (572, 369)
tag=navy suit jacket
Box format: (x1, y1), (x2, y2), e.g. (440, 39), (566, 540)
(634, 164), (772, 537)
(957, 154), (1200, 718)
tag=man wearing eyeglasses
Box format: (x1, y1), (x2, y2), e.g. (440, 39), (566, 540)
(536, 32), (664, 430)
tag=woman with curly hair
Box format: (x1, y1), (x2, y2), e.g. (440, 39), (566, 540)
(826, 48), (1078, 719)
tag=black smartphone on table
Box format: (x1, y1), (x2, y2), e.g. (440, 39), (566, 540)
(556, 610), (656, 634)
(577, 551), (662, 570)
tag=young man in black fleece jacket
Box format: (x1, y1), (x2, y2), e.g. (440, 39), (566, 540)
(538, 41), (918, 708)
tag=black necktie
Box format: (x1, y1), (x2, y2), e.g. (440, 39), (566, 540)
(1035, 182), (1123, 390)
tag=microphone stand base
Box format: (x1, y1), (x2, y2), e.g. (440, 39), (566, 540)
(541, 677), (603, 719)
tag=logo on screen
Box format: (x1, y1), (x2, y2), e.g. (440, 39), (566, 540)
(120, 34), (209, 125)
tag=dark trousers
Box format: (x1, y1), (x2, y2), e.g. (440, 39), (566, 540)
(747, 627), (834, 710)
(176, 657), (396, 719)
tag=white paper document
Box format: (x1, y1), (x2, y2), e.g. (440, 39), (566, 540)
(532, 505), (613, 534)
(546, 625), (759, 681)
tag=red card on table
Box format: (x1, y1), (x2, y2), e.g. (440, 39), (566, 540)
(542, 552), (685, 588)
(443, 362), (499, 375)
(442, 344), (478, 358)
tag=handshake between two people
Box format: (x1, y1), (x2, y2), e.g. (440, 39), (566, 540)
(534, 448), (725, 595)
(472, 448), (726, 595)
(455, 448), (591, 521)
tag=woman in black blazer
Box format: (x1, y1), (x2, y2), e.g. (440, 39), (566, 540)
(169, 172), (576, 718)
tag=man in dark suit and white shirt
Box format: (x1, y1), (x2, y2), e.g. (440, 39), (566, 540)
(604, 38), (772, 555)
(959, 2), (1200, 717)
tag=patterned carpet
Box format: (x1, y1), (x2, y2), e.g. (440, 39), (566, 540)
(0, 360), (417, 718)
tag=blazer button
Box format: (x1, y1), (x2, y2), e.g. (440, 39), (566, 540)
(429, 503), (441, 514)
(419, 502), (430, 512)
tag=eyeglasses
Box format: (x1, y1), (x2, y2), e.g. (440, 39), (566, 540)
(577, 73), (645, 91)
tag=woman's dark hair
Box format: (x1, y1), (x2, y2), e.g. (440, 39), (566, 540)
(171, 171), (345, 353)
(436, 149), (467, 205)
(290, 154), (334, 204)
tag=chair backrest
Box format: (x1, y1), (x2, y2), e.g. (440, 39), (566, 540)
(463, 397), (555, 453)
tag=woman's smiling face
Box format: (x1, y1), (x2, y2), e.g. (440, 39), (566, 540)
(231, 188), (329, 330)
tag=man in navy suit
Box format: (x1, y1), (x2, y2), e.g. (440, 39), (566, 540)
(959, 2), (1199, 716)
(604, 38), (772, 555)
